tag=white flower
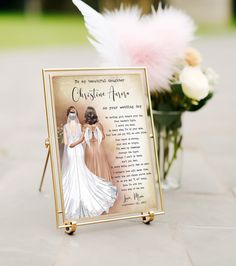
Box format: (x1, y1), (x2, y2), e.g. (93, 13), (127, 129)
(185, 47), (202, 66)
(179, 66), (209, 101)
(204, 67), (218, 92)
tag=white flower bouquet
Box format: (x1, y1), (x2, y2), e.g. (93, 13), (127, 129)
(72, 0), (218, 112)
(152, 47), (218, 113)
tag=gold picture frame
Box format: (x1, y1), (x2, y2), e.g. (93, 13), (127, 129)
(41, 67), (164, 234)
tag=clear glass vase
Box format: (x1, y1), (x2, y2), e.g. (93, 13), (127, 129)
(152, 110), (183, 190)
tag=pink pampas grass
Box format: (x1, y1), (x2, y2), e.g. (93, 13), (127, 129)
(73, 0), (196, 91)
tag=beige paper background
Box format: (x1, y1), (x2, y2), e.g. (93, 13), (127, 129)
(51, 72), (158, 218)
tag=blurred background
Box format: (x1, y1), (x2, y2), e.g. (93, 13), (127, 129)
(0, 0), (236, 49)
(0, 1), (236, 266)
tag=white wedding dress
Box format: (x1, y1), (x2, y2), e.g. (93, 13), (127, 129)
(62, 121), (117, 220)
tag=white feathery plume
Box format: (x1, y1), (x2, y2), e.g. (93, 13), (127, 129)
(72, 0), (124, 65)
(72, 0), (196, 91)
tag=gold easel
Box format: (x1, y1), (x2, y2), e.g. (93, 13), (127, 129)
(39, 139), (50, 192)
(39, 138), (157, 235)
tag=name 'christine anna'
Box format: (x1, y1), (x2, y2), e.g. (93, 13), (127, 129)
(72, 86), (130, 102)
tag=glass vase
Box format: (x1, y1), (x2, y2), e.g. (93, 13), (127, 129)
(152, 110), (183, 190)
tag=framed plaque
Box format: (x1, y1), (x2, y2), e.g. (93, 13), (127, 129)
(42, 67), (164, 233)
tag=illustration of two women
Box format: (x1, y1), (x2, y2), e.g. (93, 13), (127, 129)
(61, 106), (117, 220)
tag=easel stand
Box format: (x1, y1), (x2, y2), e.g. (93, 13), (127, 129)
(39, 138), (156, 235)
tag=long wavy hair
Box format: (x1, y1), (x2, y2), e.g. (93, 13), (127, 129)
(84, 106), (98, 125)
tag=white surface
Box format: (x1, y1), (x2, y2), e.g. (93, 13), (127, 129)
(0, 35), (236, 265)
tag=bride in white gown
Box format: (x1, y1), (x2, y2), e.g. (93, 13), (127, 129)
(61, 106), (117, 220)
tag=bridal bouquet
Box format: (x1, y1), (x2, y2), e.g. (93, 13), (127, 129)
(72, 0), (218, 188)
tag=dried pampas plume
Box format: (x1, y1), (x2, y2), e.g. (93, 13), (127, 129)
(72, 0), (196, 91)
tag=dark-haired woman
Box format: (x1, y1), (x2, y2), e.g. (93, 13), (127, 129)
(70, 106), (112, 182)
(62, 106), (117, 220)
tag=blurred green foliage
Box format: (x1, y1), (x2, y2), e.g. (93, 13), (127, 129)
(197, 19), (236, 36)
(0, 12), (236, 50)
(0, 13), (88, 50)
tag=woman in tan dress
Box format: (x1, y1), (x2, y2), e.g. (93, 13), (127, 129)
(70, 106), (112, 182)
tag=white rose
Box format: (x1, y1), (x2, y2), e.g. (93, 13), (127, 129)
(179, 66), (209, 101)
